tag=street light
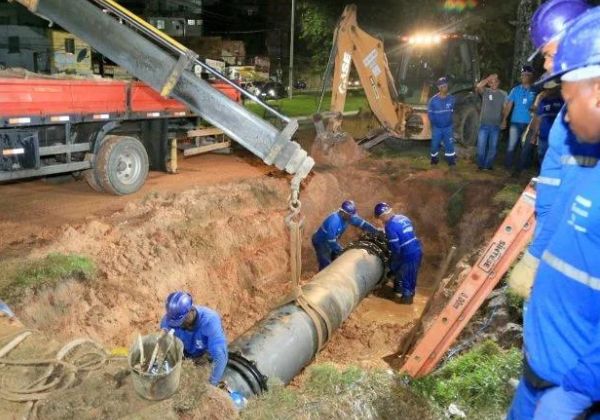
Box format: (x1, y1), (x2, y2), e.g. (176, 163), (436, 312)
(288, 0), (295, 99)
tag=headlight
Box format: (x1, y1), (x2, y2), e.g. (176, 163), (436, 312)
(268, 89), (276, 97)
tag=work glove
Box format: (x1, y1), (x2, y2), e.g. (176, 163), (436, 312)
(534, 387), (592, 420)
(507, 251), (540, 299)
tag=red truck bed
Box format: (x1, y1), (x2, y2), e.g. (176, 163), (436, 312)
(0, 77), (240, 119)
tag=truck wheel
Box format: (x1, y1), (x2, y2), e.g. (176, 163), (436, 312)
(83, 168), (104, 192)
(457, 107), (479, 148)
(95, 135), (149, 196)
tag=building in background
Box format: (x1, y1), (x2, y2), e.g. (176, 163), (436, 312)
(146, 0), (204, 38)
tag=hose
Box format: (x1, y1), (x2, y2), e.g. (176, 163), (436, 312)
(0, 331), (108, 418)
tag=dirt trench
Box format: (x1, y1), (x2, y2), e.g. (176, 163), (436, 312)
(0, 142), (511, 418)
(9, 155), (504, 363)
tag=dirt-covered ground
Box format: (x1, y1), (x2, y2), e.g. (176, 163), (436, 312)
(0, 117), (526, 418)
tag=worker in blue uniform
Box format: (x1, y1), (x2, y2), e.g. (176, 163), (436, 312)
(374, 202), (422, 305)
(160, 291), (228, 386)
(427, 77), (456, 166)
(508, 0), (593, 299)
(312, 200), (379, 271)
(508, 7), (600, 419)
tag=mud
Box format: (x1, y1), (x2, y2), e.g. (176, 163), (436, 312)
(0, 119), (516, 417)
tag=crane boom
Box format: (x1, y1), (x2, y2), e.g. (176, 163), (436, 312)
(14, 0), (313, 181)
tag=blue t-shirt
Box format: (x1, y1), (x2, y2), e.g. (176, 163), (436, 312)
(525, 165), (600, 400)
(312, 211), (379, 253)
(427, 94), (455, 128)
(537, 95), (564, 143)
(384, 214), (422, 258)
(508, 85), (536, 124)
(160, 306), (228, 385)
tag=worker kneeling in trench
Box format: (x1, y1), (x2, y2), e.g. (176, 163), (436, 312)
(311, 200), (380, 271)
(374, 202), (423, 305)
(160, 292), (228, 386)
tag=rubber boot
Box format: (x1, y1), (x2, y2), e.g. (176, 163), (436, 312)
(430, 156), (439, 165)
(394, 293), (414, 305)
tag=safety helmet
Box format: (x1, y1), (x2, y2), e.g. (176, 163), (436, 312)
(374, 202), (392, 218)
(529, 0), (590, 57)
(545, 7), (600, 83)
(436, 77), (449, 87)
(165, 291), (193, 327)
(340, 200), (357, 216)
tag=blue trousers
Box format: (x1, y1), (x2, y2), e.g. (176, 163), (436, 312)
(391, 252), (422, 296)
(505, 122), (528, 169)
(507, 378), (600, 420)
(538, 139), (549, 164)
(431, 126), (456, 165)
(312, 236), (340, 271)
(476, 124), (500, 169)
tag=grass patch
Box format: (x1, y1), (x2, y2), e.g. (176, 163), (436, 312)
(411, 340), (521, 417)
(506, 287), (525, 323)
(0, 253), (96, 304)
(242, 363), (434, 420)
(493, 184), (523, 208)
(245, 91), (368, 118)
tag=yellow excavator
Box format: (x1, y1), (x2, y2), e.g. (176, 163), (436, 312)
(313, 4), (481, 163)
(311, 4), (410, 164)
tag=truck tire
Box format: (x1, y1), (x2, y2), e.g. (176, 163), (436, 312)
(95, 135), (149, 196)
(456, 106), (479, 148)
(83, 169), (104, 193)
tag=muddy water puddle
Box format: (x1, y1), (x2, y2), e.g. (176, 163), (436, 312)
(358, 287), (434, 325)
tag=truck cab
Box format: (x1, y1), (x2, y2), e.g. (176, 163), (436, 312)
(389, 34), (481, 146)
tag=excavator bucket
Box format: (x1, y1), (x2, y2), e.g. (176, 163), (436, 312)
(310, 113), (365, 167)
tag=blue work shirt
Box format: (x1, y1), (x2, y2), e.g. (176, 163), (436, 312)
(537, 95), (564, 143)
(160, 305), (228, 385)
(427, 94), (455, 129)
(529, 108), (600, 259)
(312, 211), (379, 254)
(384, 214), (422, 260)
(507, 85), (536, 124)
(525, 165), (600, 401)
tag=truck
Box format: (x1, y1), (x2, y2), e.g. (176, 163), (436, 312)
(0, 76), (240, 195)
(5, 0), (314, 195)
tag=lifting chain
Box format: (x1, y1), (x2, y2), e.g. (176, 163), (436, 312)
(282, 177), (331, 351)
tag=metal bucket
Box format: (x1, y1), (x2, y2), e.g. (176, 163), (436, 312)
(128, 333), (184, 401)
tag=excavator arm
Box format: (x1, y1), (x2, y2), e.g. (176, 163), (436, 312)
(14, 0), (313, 182)
(329, 5), (409, 137)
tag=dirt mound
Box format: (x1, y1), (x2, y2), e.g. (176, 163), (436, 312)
(310, 132), (366, 168)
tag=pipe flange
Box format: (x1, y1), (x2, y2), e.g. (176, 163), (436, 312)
(227, 352), (268, 395)
(344, 234), (391, 283)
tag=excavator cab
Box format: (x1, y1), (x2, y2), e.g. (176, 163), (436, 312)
(389, 34), (481, 145)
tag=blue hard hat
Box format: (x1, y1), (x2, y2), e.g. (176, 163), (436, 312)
(529, 0), (590, 54)
(436, 77), (448, 87)
(165, 292), (193, 327)
(340, 200), (357, 216)
(374, 202), (392, 218)
(543, 7), (600, 83)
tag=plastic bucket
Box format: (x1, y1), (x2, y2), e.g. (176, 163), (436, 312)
(128, 333), (184, 401)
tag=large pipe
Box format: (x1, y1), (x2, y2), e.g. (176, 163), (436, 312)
(223, 237), (389, 397)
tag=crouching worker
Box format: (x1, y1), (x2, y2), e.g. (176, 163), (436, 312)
(160, 291), (228, 386)
(312, 200), (379, 271)
(374, 202), (423, 305)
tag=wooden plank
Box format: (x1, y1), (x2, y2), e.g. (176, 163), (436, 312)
(187, 127), (224, 138)
(183, 140), (231, 157)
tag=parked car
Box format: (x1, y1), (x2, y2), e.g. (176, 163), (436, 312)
(257, 82), (286, 99)
(294, 80), (307, 90)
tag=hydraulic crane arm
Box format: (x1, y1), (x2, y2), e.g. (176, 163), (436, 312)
(329, 5), (409, 136)
(14, 0), (313, 182)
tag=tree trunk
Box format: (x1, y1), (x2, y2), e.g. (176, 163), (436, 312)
(512, 0), (542, 84)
